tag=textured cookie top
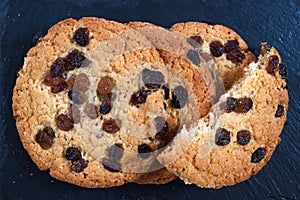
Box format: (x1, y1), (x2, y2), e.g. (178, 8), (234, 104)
(158, 44), (288, 188)
(171, 22), (256, 90)
(12, 18), (215, 187)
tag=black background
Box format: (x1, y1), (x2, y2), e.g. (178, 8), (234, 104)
(0, 0), (299, 200)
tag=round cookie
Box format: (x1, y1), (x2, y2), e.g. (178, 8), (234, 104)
(13, 18), (215, 187)
(157, 44), (288, 188)
(171, 22), (256, 90)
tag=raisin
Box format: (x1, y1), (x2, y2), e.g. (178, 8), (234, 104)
(237, 130), (251, 145)
(73, 73), (90, 92)
(138, 143), (152, 159)
(142, 68), (165, 89)
(251, 148), (267, 163)
(162, 84), (170, 100)
(51, 82), (67, 93)
(32, 31), (46, 46)
(65, 49), (87, 69)
(97, 76), (115, 96)
(234, 97), (253, 113)
(35, 126), (55, 150)
(278, 63), (288, 79)
(71, 158), (88, 172)
(187, 49), (201, 65)
(68, 90), (85, 105)
(107, 143), (124, 161)
(65, 147), (82, 161)
(222, 97), (238, 113)
(154, 117), (169, 140)
(102, 158), (121, 172)
(43, 73), (65, 87)
(129, 90), (151, 106)
(172, 86), (188, 109)
(69, 104), (81, 124)
(84, 103), (98, 119)
(226, 49), (245, 64)
(224, 39), (239, 53)
(209, 41), (224, 57)
(74, 27), (90, 47)
(55, 113), (74, 131)
(99, 102), (112, 115)
(275, 104), (285, 118)
(50, 58), (66, 77)
(187, 35), (204, 48)
(266, 55), (279, 74)
(102, 119), (120, 133)
(215, 128), (231, 146)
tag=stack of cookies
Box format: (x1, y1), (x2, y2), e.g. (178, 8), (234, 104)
(12, 17), (288, 188)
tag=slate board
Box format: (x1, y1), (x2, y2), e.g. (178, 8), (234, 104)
(0, 0), (299, 199)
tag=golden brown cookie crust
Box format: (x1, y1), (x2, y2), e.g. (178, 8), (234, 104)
(13, 18), (214, 187)
(171, 22), (256, 90)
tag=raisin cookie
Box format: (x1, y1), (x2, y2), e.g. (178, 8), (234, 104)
(13, 18), (214, 187)
(157, 44), (288, 188)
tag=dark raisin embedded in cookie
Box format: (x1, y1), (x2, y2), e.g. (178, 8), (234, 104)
(154, 117), (169, 140)
(74, 27), (90, 47)
(97, 76), (115, 96)
(226, 49), (245, 64)
(187, 49), (201, 65)
(209, 41), (224, 57)
(50, 58), (66, 77)
(69, 104), (81, 124)
(237, 130), (251, 145)
(275, 104), (285, 118)
(172, 86), (188, 109)
(35, 126), (55, 150)
(215, 128), (231, 146)
(107, 144), (124, 161)
(224, 39), (239, 53)
(43, 73), (66, 87)
(32, 31), (46, 46)
(73, 73), (90, 92)
(84, 103), (98, 119)
(66, 49), (87, 69)
(235, 97), (253, 113)
(65, 147), (82, 161)
(251, 147), (267, 163)
(102, 158), (121, 172)
(102, 119), (120, 133)
(266, 55), (279, 75)
(130, 90), (151, 106)
(138, 143), (152, 159)
(142, 68), (165, 89)
(71, 158), (88, 172)
(68, 90), (85, 105)
(161, 84), (170, 100)
(222, 97), (238, 113)
(187, 35), (204, 48)
(99, 102), (112, 115)
(51, 82), (67, 93)
(55, 113), (74, 131)
(278, 63), (288, 79)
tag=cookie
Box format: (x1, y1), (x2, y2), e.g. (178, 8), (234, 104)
(157, 43), (288, 188)
(171, 22), (256, 90)
(13, 17), (214, 187)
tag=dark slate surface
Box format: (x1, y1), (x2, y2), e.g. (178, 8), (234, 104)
(0, 0), (299, 199)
